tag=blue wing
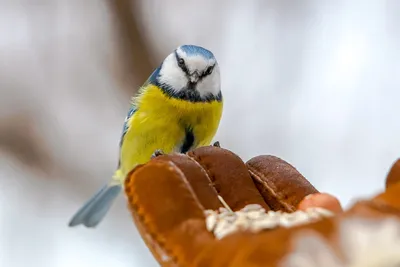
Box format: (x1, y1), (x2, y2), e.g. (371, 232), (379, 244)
(116, 66), (160, 167)
(118, 68), (158, 147)
(118, 66), (161, 145)
(119, 104), (137, 148)
(117, 104), (136, 169)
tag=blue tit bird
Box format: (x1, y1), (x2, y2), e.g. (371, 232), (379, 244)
(68, 44), (223, 228)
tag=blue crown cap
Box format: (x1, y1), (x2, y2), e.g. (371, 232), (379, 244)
(179, 45), (215, 60)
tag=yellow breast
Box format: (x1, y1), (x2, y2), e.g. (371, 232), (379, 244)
(118, 84), (223, 178)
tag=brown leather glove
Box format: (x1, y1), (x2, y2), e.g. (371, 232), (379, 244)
(124, 146), (400, 267)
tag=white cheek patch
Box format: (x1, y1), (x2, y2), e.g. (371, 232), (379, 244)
(197, 65), (221, 97)
(158, 54), (187, 92)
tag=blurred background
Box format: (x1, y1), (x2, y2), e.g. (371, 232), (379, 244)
(1, 0), (400, 266)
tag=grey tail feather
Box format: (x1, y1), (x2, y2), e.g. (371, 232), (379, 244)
(68, 184), (122, 228)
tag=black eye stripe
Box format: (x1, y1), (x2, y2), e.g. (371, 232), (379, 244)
(175, 51), (189, 74)
(201, 64), (215, 78)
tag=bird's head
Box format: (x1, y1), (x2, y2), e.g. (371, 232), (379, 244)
(149, 45), (221, 102)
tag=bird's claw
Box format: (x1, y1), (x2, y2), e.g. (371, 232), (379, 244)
(151, 149), (164, 159)
(213, 141), (221, 147)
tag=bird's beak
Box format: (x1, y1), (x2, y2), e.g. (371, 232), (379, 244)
(189, 72), (200, 83)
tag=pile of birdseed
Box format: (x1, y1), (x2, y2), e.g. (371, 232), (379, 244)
(204, 203), (334, 240)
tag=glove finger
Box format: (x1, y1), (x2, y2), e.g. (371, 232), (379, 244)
(125, 160), (214, 267)
(246, 155), (318, 212)
(386, 159), (400, 189)
(372, 182), (400, 213)
(298, 193), (343, 214)
(188, 146), (271, 211)
(153, 153), (223, 210)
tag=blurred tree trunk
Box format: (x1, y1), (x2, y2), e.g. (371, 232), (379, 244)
(0, 114), (51, 172)
(108, 0), (154, 95)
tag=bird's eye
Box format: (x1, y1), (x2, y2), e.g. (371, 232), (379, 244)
(205, 65), (214, 75)
(178, 58), (185, 68)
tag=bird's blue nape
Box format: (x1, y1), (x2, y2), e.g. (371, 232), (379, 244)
(147, 66), (161, 85)
(179, 45), (215, 60)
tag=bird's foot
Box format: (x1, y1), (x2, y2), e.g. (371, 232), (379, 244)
(151, 149), (164, 159)
(212, 141), (221, 148)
